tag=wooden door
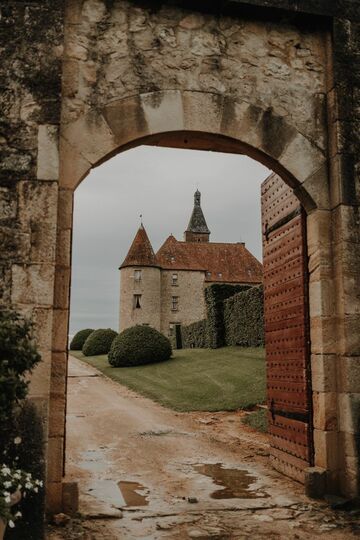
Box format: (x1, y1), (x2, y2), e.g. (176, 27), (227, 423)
(261, 173), (313, 483)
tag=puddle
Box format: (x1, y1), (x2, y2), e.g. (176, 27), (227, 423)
(194, 463), (268, 500)
(118, 481), (149, 507)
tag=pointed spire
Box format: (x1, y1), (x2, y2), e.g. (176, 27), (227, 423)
(184, 190), (210, 242)
(120, 224), (158, 268)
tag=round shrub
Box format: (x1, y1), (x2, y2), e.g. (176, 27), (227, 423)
(70, 328), (94, 350)
(82, 328), (118, 356)
(108, 325), (172, 367)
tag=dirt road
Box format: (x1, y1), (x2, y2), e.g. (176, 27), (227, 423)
(48, 356), (359, 539)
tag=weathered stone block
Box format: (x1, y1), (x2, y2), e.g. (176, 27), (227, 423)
(309, 280), (336, 318)
(313, 391), (337, 430)
(311, 354), (337, 392)
(32, 307), (53, 351)
(338, 393), (360, 433)
(142, 90), (184, 135)
(338, 357), (360, 393)
(310, 316), (337, 355)
(280, 134), (326, 184)
(18, 181), (58, 226)
(46, 481), (63, 515)
(313, 429), (339, 470)
(62, 481), (79, 515)
(37, 125), (59, 181)
(30, 221), (57, 263)
(59, 136), (91, 189)
(28, 351), (51, 398)
(11, 263), (55, 306)
(57, 188), (74, 230)
(53, 267), (71, 310)
(61, 110), (117, 166)
(47, 436), (64, 483)
(183, 91), (223, 134)
(304, 466), (327, 499)
(52, 308), (69, 352)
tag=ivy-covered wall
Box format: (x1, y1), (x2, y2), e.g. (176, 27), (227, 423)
(224, 286), (264, 347)
(205, 284), (250, 348)
(181, 319), (208, 348)
(181, 284), (264, 349)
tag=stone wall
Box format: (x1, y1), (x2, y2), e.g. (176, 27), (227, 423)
(160, 270), (205, 336)
(1, 0), (360, 512)
(119, 266), (161, 331)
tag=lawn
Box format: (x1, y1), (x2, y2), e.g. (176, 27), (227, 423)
(70, 347), (265, 412)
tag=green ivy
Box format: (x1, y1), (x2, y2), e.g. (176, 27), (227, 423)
(224, 286), (264, 347)
(181, 319), (208, 348)
(205, 284), (250, 348)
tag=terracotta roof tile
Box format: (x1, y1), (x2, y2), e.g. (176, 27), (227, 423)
(156, 236), (263, 284)
(120, 225), (158, 268)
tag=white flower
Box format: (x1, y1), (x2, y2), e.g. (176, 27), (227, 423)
(14, 473), (21, 480)
(3, 481), (12, 488)
(8, 520), (15, 528)
(15, 511), (22, 518)
(34, 487), (38, 493)
(25, 482), (33, 490)
(1, 467), (10, 475)
(4, 494), (11, 504)
(14, 437), (22, 445)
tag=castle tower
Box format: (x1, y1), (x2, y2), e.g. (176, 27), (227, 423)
(184, 190), (210, 242)
(119, 224), (161, 331)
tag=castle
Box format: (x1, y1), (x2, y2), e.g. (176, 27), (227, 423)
(119, 191), (263, 337)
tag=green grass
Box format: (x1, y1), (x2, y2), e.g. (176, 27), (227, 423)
(242, 409), (268, 433)
(70, 347), (265, 412)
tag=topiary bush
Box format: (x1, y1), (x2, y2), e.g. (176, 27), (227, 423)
(70, 328), (94, 350)
(108, 325), (172, 367)
(82, 328), (117, 356)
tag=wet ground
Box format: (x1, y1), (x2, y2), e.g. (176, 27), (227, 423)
(47, 356), (360, 539)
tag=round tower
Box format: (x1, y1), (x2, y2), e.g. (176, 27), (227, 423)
(119, 224), (161, 332)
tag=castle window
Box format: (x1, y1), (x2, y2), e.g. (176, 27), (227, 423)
(218, 272), (222, 278)
(134, 270), (142, 282)
(172, 273), (178, 286)
(133, 294), (142, 309)
(171, 296), (179, 311)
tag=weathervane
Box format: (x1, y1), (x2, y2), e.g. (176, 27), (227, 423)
(140, 213), (143, 226)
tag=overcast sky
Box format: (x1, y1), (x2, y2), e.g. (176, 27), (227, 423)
(69, 146), (270, 334)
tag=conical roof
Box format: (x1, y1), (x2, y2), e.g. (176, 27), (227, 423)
(185, 190), (210, 234)
(120, 225), (158, 269)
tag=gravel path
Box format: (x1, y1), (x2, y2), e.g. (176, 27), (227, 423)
(47, 356), (359, 539)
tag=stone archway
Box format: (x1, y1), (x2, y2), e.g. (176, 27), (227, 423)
(3, 0), (359, 514)
(44, 85), (337, 511)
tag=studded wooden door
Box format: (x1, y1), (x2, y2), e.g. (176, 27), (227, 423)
(261, 173), (313, 483)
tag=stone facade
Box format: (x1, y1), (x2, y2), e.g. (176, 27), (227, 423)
(160, 270), (206, 336)
(0, 0), (360, 512)
(120, 266), (161, 331)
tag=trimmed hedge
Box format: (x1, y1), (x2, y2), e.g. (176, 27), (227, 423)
(70, 328), (94, 350)
(108, 325), (172, 367)
(224, 286), (264, 347)
(82, 328), (117, 356)
(181, 319), (208, 348)
(205, 284), (250, 348)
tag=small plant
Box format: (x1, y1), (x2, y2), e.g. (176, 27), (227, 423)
(0, 310), (41, 455)
(0, 310), (43, 534)
(0, 461), (43, 529)
(69, 329), (94, 350)
(82, 328), (117, 356)
(108, 325), (172, 367)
